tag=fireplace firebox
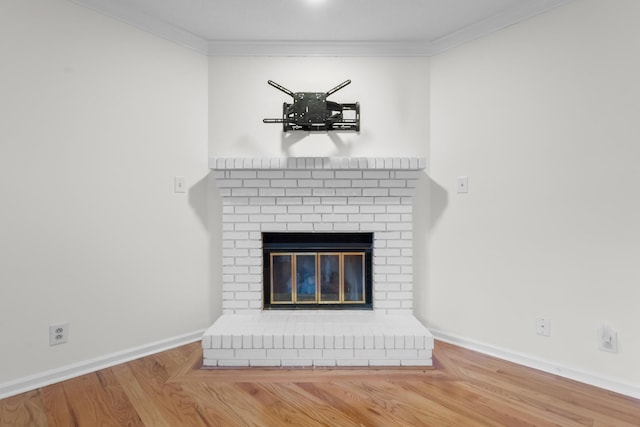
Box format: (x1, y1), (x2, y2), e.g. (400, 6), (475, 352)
(262, 232), (373, 310)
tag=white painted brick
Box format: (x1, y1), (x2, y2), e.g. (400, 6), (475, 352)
(314, 205), (333, 214)
(267, 349), (298, 359)
(337, 359), (368, 366)
(352, 180), (380, 188)
(282, 359), (313, 367)
(203, 349), (236, 359)
(224, 300), (250, 309)
(375, 265), (401, 274)
(271, 179), (297, 188)
(336, 188), (362, 197)
(312, 171), (335, 179)
(348, 214), (374, 223)
(250, 360), (281, 367)
(401, 359), (431, 366)
(288, 223), (314, 231)
(324, 179), (352, 188)
(298, 197), (319, 206)
(322, 214), (348, 222)
(216, 179), (243, 188)
(314, 223), (334, 231)
(323, 349), (355, 359)
(275, 214), (301, 223)
(370, 359), (401, 366)
(283, 334), (294, 348)
(218, 359), (250, 367)
(354, 335), (364, 349)
(201, 335), (211, 349)
(221, 335), (232, 349)
(355, 349), (386, 359)
(374, 335), (385, 349)
(286, 188), (312, 197)
(301, 214), (322, 222)
(344, 335), (354, 349)
(313, 188), (336, 197)
(274, 335), (284, 349)
(260, 205), (288, 214)
(276, 197), (303, 205)
(257, 171), (284, 179)
(314, 359), (336, 367)
(321, 197), (347, 205)
(250, 197), (276, 205)
(387, 222), (412, 231)
(390, 188), (416, 196)
(375, 213), (401, 222)
(346, 197), (374, 205)
(375, 197), (401, 205)
(234, 349), (268, 359)
(232, 335), (242, 348)
(236, 240), (262, 249)
(363, 171), (390, 179)
(298, 349), (324, 359)
(243, 334), (254, 349)
(298, 179), (324, 187)
(375, 300), (402, 309)
(336, 171), (362, 179)
(234, 223), (262, 232)
(379, 180), (407, 188)
(284, 171), (312, 179)
(235, 257), (261, 266)
(333, 205), (359, 214)
(418, 349), (433, 359)
(259, 188), (285, 197)
(223, 282), (249, 291)
(333, 223), (360, 231)
(395, 171), (419, 179)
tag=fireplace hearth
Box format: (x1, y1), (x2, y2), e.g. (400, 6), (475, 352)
(202, 157), (434, 367)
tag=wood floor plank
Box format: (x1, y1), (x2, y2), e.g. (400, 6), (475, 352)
(1, 339), (638, 426)
(110, 364), (172, 427)
(41, 382), (74, 427)
(123, 355), (210, 427)
(0, 390), (47, 427)
(61, 371), (143, 427)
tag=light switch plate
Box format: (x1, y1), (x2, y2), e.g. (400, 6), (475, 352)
(456, 176), (469, 193)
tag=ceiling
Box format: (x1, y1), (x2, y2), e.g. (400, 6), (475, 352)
(71, 0), (572, 56)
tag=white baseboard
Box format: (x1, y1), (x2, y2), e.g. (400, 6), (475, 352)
(0, 329), (205, 400)
(431, 329), (640, 400)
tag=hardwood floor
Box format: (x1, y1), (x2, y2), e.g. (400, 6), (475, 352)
(1, 340), (638, 426)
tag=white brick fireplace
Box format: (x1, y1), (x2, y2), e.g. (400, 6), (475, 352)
(202, 157), (434, 367)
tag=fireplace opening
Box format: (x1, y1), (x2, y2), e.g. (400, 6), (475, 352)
(262, 232), (373, 310)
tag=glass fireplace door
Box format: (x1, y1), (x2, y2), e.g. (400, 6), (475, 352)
(270, 252), (365, 305)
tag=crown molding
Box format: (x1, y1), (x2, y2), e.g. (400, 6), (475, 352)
(69, 0), (573, 56)
(429, 0), (575, 55)
(70, 0), (209, 54)
(206, 40), (433, 57)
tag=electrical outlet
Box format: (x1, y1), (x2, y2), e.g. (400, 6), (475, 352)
(49, 322), (69, 346)
(536, 317), (550, 337)
(597, 324), (618, 353)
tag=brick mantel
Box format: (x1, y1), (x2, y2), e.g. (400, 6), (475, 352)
(209, 157), (426, 171)
(210, 157), (426, 315)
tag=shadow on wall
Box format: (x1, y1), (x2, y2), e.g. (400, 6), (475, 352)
(413, 172), (448, 324)
(188, 174), (209, 232)
(281, 131), (357, 157)
(189, 173), (224, 323)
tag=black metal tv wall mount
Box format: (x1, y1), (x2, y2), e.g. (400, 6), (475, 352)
(263, 80), (360, 132)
